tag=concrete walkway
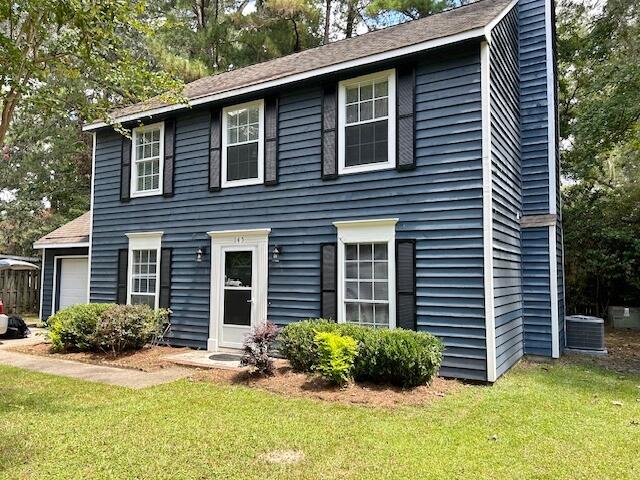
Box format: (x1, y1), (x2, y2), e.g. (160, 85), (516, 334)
(0, 332), (192, 389)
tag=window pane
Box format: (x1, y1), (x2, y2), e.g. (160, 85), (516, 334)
(228, 111), (238, 127)
(346, 262), (357, 279)
(374, 261), (387, 279)
(360, 83), (373, 100)
(346, 244), (357, 260)
(360, 101), (373, 121)
(374, 243), (387, 260)
(374, 98), (388, 118)
(238, 109), (248, 125)
(228, 127), (238, 144)
(361, 303), (374, 324)
(360, 244), (372, 260)
(131, 294), (155, 308)
(223, 290), (251, 325)
(374, 281), (388, 301)
(248, 124), (259, 141)
(238, 125), (248, 143)
(359, 261), (372, 280)
(346, 303), (359, 323)
(346, 87), (358, 104)
(346, 104), (358, 124)
(152, 129), (160, 142)
(248, 107), (259, 124)
(225, 251), (252, 287)
(227, 142), (259, 181)
(359, 282), (372, 300)
(345, 281), (358, 300)
(374, 304), (389, 326)
(374, 80), (388, 98)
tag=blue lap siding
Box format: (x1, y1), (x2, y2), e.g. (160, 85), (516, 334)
(41, 247), (89, 320)
(90, 45), (488, 380)
(490, 10), (524, 377)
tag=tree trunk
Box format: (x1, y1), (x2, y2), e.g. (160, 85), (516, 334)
(323, 0), (332, 44)
(345, 0), (356, 39)
(0, 90), (20, 146)
(291, 18), (301, 52)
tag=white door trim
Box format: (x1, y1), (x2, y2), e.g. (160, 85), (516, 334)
(207, 228), (270, 351)
(51, 255), (89, 315)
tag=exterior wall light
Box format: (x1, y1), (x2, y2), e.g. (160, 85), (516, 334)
(272, 245), (282, 263)
(196, 247), (206, 263)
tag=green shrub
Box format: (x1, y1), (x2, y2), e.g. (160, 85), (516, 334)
(47, 304), (113, 352)
(278, 319), (444, 388)
(278, 319), (339, 371)
(92, 304), (170, 354)
(314, 331), (358, 386)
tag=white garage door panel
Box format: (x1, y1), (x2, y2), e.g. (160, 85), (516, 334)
(58, 258), (88, 311)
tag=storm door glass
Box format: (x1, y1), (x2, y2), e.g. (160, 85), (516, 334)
(223, 251), (253, 326)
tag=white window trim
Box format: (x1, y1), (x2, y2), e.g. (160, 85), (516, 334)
(125, 231), (163, 309)
(221, 99), (265, 188)
(130, 122), (164, 198)
(338, 69), (396, 175)
(333, 218), (398, 328)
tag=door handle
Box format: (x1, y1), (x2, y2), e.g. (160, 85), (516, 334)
(246, 298), (253, 303)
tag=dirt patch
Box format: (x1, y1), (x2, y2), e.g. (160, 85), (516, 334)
(191, 360), (463, 408)
(563, 328), (640, 375)
(9, 342), (189, 372)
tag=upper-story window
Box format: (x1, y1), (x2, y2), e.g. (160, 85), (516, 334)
(338, 70), (396, 175)
(222, 99), (264, 188)
(131, 122), (164, 197)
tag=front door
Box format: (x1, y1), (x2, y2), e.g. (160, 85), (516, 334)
(219, 247), (256, 347)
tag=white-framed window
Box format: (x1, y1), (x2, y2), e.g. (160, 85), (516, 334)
(338, 70), (396, 175)
(222, 99), (264, 188)
(131, 122), (164, 197)
(333, 218), (397, 328)
(126, 232), (163, 309)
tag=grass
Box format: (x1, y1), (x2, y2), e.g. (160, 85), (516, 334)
(1, 360), (639, 479)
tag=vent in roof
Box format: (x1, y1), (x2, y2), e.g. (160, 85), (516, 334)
(566, 315), (606, 353)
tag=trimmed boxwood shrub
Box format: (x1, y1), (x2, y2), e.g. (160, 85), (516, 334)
(48, 304), (113, 352)
(47, 303), (169, 354)
(278, 319), (444, 388)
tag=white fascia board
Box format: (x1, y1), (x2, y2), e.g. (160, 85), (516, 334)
(33, 242), (90, 249)
(480, 40), (497, 382)
(484, 0), (519, 41)
(83, 28), (486, 132)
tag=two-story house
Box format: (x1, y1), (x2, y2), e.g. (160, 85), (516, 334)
(35, 0), (565, 382)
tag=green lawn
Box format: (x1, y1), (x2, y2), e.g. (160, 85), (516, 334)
(1, 360), (639, 479)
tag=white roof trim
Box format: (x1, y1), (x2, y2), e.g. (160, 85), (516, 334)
(33, 241), (90, 249)
(125, 231), (164, 239)
(83, 27), (487, 132)
(485, 0), (519, 41)
(207, 228), (271, 238)
(333, 218), (399, 229)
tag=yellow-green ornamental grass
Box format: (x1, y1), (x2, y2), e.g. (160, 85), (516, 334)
(1, 360), (639, 479)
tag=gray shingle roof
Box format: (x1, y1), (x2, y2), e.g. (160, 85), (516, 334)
(34, 212), (91, 248)
(95, 0), (512, 126)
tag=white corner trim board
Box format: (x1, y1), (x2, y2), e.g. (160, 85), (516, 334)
(549, 223), (560, 358)
(38, 247), (46, 320)
(480, 40), (497, 383)
(83, 28), (489, 132)
(545, 0), (558, 215)
(87, 131), (96, 303)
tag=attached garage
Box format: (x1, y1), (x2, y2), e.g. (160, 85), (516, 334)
(34, 212), (91, 320)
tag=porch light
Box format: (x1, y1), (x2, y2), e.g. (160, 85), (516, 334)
(271, 245), (282, 263)
(196, 247), (206, 263)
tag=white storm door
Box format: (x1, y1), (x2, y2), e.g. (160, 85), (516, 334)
(219, 245), (257, 348)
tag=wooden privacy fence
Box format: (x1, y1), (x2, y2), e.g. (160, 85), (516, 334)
(0, 269), (40, 314)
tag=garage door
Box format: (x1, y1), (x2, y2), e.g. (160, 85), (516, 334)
(58, 257), (88, 312)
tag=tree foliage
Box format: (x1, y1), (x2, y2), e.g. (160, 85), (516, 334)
(558, 0), (640, 314)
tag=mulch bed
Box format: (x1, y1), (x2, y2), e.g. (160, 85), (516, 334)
(10, 342), (189, 372)
(562, 328), (640, 375)
(191, 360), (464, 408)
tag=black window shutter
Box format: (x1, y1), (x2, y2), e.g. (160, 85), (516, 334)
(163, 118), (176, 197)
(320, 243), (337, 320)
(321, 85), (338, 180)
(120, 136), (132, 202)
(264, 96), (279, 185)
(396, 66), (416, 171)
(209, 108), (222, 191)
(159, 248), (172, 309)
(396, 239), (416, 330)
(116, 249), (128, 304)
